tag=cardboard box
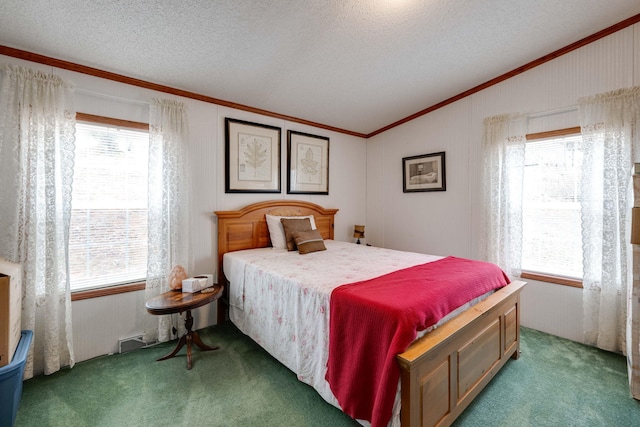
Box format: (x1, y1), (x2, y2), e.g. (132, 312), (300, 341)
(0, 259), (22, 368)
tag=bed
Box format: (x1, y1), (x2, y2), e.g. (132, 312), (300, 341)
(214, 200), (526, 427)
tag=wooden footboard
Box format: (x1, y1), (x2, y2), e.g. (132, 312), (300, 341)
(397, 280), (526, 427)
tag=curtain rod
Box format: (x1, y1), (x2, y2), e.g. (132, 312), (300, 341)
(75, 87), (149, 106)
(527, 104), (578, 119)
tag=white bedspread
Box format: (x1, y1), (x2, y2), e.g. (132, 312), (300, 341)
(224, 240), (473, 426)
(225, 241), (441, 424)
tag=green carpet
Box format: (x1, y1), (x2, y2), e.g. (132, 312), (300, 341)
(453, 328), (640, 427)
(15, 324), (640, 426)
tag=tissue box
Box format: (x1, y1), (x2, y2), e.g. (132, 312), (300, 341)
(0, 259), (22, 368)
(193, 274), (213, 287)
(182, 277), (209, 293)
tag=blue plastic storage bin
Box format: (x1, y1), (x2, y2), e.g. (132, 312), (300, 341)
(0, 330), (33, 427)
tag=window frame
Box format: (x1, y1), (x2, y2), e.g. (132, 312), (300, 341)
(71, 113), (150, 301)
(521, 126), (583, 288)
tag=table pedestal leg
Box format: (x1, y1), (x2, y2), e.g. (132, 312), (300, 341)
(157, 309), (219, 369)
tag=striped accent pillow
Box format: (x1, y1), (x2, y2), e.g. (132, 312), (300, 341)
(292, 229), (326, 254)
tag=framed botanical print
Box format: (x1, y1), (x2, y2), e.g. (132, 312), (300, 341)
(287, 130), (329, 195)
(225, 118), (281, 193)
(402, 151), (446, 192)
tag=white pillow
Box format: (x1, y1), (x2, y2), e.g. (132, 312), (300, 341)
(265, 214), (317, 250)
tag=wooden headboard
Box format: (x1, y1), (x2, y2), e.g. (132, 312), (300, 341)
(214, 200), (338, 320)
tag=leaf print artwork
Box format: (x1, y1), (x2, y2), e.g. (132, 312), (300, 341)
(297, 142), (323, 185)
(225, 118), (281, 192)
(238, 132), (272, 181)
(300, 148), (318, 177)
(287, 130), (328, 194)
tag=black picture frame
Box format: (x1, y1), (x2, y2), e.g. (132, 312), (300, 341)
(402, 151), (446, 192)
(287, 130), (329, 195)
(225, 118), (281, 193)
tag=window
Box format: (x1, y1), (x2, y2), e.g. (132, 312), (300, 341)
(522, 128), (583, 284)
(69, 115), (149, 291)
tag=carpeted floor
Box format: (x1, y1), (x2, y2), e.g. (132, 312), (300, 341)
(15, 324), (640, 426)
(453, 327), (640, 427)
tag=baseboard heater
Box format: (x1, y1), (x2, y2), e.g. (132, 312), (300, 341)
(118, 335), (157, 354)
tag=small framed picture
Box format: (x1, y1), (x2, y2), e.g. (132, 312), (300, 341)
(287, 130), (329, 195)
(403, 151), (446, 192)
(225, 118), (281, 193)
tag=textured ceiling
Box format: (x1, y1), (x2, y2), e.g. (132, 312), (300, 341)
(1, 1), (639, 135)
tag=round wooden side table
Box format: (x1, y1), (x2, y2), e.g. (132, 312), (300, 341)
(145, 284), (224, 370)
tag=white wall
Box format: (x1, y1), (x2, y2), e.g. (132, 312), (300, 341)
(0, 53), (367, 362)
(367, 23), (640, 343)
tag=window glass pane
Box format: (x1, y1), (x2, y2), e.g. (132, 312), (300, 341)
(69, 122), (149, 291)
(522, 134), (583, 279)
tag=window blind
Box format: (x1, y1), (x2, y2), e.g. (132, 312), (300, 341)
(522, 134), (583, 279)
(69, 122), (149, 291)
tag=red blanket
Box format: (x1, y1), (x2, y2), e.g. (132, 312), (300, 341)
(325, 256), (510, 426)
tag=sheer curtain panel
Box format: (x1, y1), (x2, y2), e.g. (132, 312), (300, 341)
(144, 99), (191, 343)
(0, 66), (76, 378)
(579, 87), (640, 399)
(480, 113), (527, 279)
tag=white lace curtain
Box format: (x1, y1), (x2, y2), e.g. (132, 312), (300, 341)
(0, 65), (76, 378)
(144, 99), (191, 343)
(482, 89), (640, 399)
(579, 87), (640, 399)
(479, 113), (527, 278)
